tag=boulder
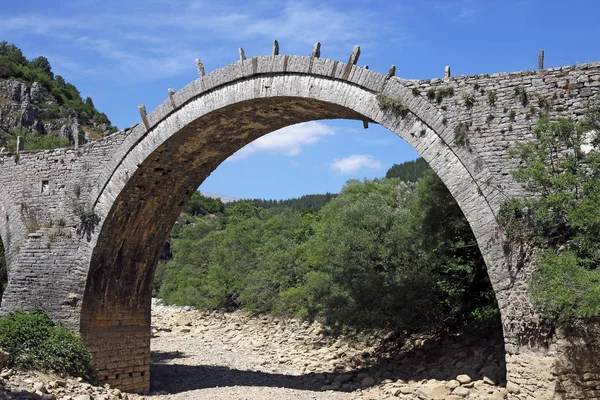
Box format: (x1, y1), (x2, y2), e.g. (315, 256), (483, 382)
(0, 348), (9, 369)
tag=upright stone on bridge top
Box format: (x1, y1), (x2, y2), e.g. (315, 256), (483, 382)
(168, 88), (177, 109)
(272, 40), (279, 56)
(342, 45), (361, 80)
(138, 104), (150, 130)
(444, 65), (451, 80)
(239, 48), (247, 61)
(539, 49), (545, 70)
(387, 65), (396, 79)
(348, 45), (361, 66)
(195, 59), (205, 77)
(312, 42), (321, 58)
(16, 136), (24, 153)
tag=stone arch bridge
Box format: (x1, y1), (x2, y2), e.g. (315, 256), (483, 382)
(1, 44), (599, 399)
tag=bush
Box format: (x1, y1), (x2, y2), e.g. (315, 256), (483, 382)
(500, 96), (600, 324)
(7, 132), (71, 152)
(0, 310), (93, 378)
(156, 160), (499, 336)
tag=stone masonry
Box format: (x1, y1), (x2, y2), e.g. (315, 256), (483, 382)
(0, 45), (600, 398)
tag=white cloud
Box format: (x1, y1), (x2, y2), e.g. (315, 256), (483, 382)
(0, 1), (395, 83)
(330, 154), (382, 175)
(227, 121), (336, 161)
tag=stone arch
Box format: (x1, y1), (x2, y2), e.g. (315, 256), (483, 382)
(80, 56), (509, 392)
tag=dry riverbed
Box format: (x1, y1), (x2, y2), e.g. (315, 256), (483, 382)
(0, 302), (509, 399)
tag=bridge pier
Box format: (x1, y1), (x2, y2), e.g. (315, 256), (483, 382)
(81, 318), (151, 393)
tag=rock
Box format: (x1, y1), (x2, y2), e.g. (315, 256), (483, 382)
(456, 374), (472, 384)
(506, 381), (520, 394)
(483, 375), (496, 385)
(0, 349), (9, 369)
(73, 395), (91, 400)
(489, 390), (506, 399)
(0, 370), (13, 379)
(446, 380), (460, 390)
(20, 100), (37, 127)
(429, 384), (449, 399)
(30, 82), (42, 103)
(481, 365), (499, 384)
(452, 385), (470, 397)
(34, 119), (46, 135)
(360, 376), (376, 387)
(175, 315), (192, 327)
(334, 374), (352, 384)
(33, 382), (46, 393)
(320, 382), (340, 391)
(399, 386), (413, 394)
(60, 125), (71, 138)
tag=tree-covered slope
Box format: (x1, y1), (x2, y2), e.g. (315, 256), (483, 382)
(0, 41), (117, 152)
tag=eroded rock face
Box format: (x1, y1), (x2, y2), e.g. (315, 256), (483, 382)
(0, 79), (112, 148)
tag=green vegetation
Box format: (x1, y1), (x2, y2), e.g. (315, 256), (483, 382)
(454, 122), (471, 148)
(500, 97), (600, 325)
(155, 160), (499, 336)
(0, 41), (117, 150)
(186, 192), (226, 216)
(487, 90), (497, 106)
(227, 193), (336, 212)
(385, 157), (430, 182)
(7, 129), (70, 151)
(462, 91), (475, 108)
(435, 87), (455, 104)
(514, 86), (528, 106)
(0, 310), (93, 378)
(376, 92), (409, 117)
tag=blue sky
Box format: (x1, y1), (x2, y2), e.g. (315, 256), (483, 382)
(1, 0), (599, 199)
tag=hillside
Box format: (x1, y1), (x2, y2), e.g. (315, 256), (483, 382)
(0, 41), (116, 152)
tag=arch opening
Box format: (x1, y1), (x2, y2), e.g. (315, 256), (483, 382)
(80, 75), (506, 393)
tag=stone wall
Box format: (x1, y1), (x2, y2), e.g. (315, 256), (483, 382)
(0, 129), (130, 326)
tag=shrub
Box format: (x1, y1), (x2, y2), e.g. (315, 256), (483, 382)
(500, 96), (600, 325)
(376, 92), (409, 117)
(487, 90), (497, 106)
(0, 310), (93, 378)
(462, 91), (475, 108)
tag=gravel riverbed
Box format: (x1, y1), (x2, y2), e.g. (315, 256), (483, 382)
(0, 301), (509, 399)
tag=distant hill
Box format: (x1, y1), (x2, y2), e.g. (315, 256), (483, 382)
(0, 41), (117, 152)
(385, 157), (430, 183)
(199, 159), (430, 211)
(201, 192), (240, 204)
(227, 193), (338, 211)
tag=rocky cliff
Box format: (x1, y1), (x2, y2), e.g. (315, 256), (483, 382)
(0, 79), (114, 151)
(0, 42), (115, 152)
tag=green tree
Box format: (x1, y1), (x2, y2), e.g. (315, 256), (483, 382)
(29, 56), (53, 77)
(185, 192), (225, 216)
(500, 97), (600, 324)
(385, 157), (430, 182)
(0, 41), (27, 66)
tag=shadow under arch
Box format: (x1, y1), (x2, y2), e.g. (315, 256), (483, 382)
(79, 61), (507, 392)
